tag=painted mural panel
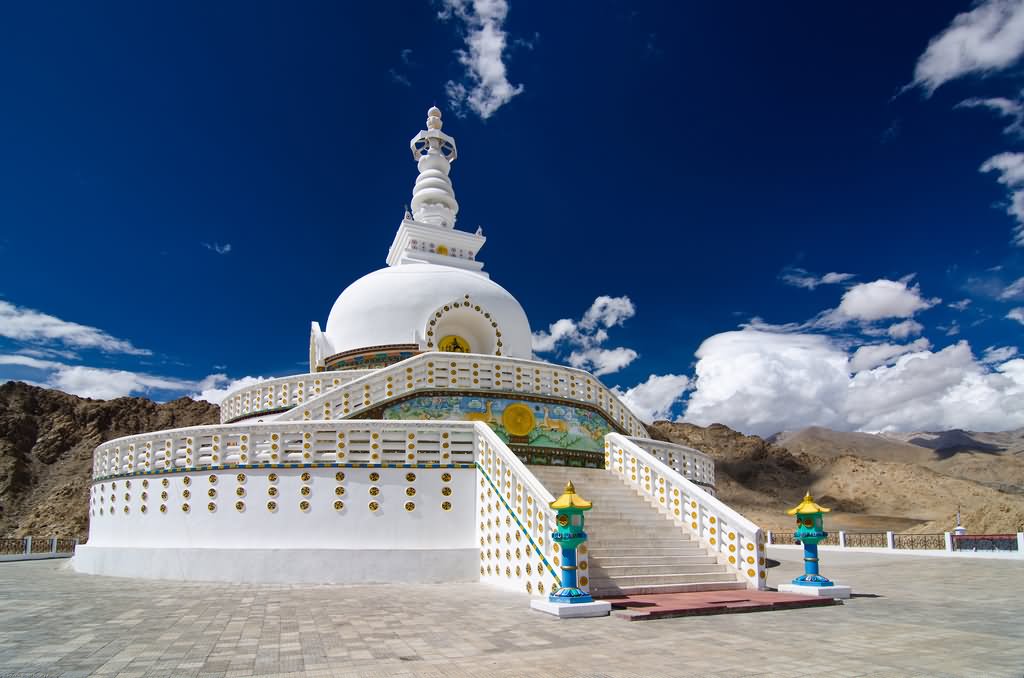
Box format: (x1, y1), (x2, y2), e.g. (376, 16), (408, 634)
(380, 395), (613, 453)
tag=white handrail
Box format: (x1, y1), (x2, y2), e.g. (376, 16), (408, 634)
(219, 370), (375, 423)
(274, 351), (650, 439)
(91, 420), (479, 479)
(606, 433), (765, 590)
(627, 436), (716, 489)
(474, 423), (566, 596)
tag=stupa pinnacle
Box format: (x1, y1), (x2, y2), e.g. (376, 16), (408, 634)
(410, 106), (459, 228)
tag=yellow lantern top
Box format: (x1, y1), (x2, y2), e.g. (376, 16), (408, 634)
(786, 492), (831, 516)
(549, 481), (592, 511)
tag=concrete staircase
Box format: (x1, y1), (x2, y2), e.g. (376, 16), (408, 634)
(528, 465), (744, 596)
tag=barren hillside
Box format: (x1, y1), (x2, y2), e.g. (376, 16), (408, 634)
(0, 381), (219, 538)
(651, 421), (1024, 534)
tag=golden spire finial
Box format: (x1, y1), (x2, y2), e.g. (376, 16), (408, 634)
(787, 491), (831, 516)
(550, 480), (592, 510)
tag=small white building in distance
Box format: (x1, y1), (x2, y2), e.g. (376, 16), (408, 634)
(72, 107), (766, 598)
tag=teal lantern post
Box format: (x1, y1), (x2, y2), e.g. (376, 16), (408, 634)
(787, 492), (833, 586)
(548, 481), (594, 603)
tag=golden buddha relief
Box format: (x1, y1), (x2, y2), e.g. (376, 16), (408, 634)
(438, 334), (471, 353)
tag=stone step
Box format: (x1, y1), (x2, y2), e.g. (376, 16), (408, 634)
(590, 554), (718, 566)
(589, 531), (687, 540)
(592, 563), (729, 576)
(591, 581), (749, 596)
(589, 547), (707, 558)
(585, 540), (696, 548)
(589, 571), (741, 587)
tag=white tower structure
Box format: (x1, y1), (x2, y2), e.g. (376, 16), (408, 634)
(410, 105), (459, 227)
(386, 107), (486, 274)
(72, 105), (759, 597)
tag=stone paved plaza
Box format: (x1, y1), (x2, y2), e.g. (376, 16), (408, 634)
(0, 548), (1021, 678)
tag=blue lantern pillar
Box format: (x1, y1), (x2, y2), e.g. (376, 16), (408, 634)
(530, 480), (611, 617)
(549, 481), (593, 603)
(788, 492), (833, 586)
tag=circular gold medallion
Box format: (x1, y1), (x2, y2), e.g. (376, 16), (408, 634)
(501, 403), (536, 437)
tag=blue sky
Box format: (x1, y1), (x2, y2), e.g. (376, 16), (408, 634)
(2, 1), (1024, 434)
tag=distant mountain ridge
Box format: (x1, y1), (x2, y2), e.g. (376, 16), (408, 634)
(652, 421), (1024, 534)
(1, 381), (1022, 538)
(0, 381), (219, 537)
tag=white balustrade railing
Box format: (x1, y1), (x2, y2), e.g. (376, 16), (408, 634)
(276, 352), (649, 438)
(92, 420), (479, 479)
(475, 424), (567, 596)
(219, 371), (376, 423)
(627, 437), (715, 489)
(606, 433), (765, 590)
(91, 419), (574, 599)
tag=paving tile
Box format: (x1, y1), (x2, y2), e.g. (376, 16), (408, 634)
(0, 551), (1022, 677)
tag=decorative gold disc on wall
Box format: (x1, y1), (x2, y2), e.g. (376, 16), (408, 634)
(501, 403), (536, 437)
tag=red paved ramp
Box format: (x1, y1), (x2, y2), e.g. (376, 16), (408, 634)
(606, 589), (840, 620)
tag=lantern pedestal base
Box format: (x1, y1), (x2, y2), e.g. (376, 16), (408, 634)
(778, 583), (851, 599)
(530, 598), (611, 618)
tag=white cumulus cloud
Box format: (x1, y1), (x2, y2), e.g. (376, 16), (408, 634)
(202, 242), (232, 255)
(980, 152), (1024, 246)
(909, 0), (1024, 94)
(567, 347), (638, 377)
(680, 330), (1024, 435)
(1000, 275), (1024, 299)
(612, 373), (691, 422)
(887, 319), (925, 339)
(850, 338), (932, 372)
(780, 268), (855, 290)
(190, 375), (266, 405)
(440, 0), (524, 119)
(830, 279), (939, 323)
(982, 345), (1019, 363)
(0, 300), (150, 355)
(532, 295), (638, 375)
(957, 94), (1024, 136)
(1008, 307), (1024, 324)
(684, 331), (850, 435)
(0, 353), (231, 401)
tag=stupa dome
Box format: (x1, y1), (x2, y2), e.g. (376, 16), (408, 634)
(323, 263), (533, 359)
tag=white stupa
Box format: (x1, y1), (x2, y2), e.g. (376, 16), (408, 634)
(72, 107), (765, 596)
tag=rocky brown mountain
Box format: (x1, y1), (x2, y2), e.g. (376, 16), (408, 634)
(0, 381), (219, 538)
(651, 421), (1024, 535)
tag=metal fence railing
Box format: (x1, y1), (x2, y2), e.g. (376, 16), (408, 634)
(0, 537), (79, 558)
(844, 532), (888, 548)
(0, 538), (26, 555)
(953, 534), (1019, 552)
(894, 533), (945, 550)
(766, 529), (1024, 554)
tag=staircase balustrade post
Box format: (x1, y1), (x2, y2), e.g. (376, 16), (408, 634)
(547, 481), (593, 603)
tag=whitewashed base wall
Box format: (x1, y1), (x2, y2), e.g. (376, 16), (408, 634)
(71, 546), (479, 584)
